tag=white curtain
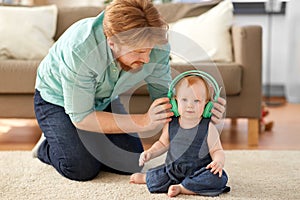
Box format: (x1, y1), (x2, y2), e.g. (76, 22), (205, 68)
(285, 0), (300, 103)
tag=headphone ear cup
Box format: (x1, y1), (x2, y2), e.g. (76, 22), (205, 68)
(203, 101), (213, 118)
(170, 98), (179, 117)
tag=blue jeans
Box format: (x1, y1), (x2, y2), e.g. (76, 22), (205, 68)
(146, 166), (230, 196)
(34, 90), (143, 181)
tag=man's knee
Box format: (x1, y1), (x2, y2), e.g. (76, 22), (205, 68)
(58, 157), (101, 181)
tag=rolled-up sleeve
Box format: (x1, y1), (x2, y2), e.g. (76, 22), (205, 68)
(60, 48), (97, 123)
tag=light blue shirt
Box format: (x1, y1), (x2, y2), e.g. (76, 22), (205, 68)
(35, 11), (172, 123)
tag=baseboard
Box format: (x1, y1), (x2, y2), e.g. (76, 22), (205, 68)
(263, 84), (285, 97)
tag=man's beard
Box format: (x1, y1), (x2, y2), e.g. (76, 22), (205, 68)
(119, 61), (144, 73)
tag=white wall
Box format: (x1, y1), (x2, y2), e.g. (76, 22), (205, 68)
(233, 13), (289, 87)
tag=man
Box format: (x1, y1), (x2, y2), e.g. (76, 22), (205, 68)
(33, 0), (225, 181)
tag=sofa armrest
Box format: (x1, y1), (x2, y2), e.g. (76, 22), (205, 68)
(230, 25), (262, 118)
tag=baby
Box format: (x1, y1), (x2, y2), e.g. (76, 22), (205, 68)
(130, 75), (230, 197)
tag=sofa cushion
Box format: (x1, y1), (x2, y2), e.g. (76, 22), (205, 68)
(156, 1), (221, 23)
(54, 2), (221, 41)
(127, 63), (242, 97)
(168, 0), (233, 63)
(0, 5), (58, 60)
(0, 59), (40, 93)
(55, 6), (104, 40)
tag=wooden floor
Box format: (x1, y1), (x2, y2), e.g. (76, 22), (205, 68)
(1, 101), (300, 151)
(221, 102), (300, 150)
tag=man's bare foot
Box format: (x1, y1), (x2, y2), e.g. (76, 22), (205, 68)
(168, 184), (196, 197)
(129, 173), (146, 184)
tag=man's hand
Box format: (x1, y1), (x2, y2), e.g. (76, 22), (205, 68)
(139, 151), (152, 166)
(211, 97), (226, 124)
(142, 97), (174, 131)
(206, 160), (224, 177)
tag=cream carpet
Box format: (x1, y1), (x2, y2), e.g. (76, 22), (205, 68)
(1, 150), (300, 200)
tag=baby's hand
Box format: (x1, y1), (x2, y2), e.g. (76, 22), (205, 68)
(206, 160), (223, 177)
(139, 151), (152, 166)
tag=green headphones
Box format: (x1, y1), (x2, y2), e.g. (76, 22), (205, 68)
(167, 70), (221, 118)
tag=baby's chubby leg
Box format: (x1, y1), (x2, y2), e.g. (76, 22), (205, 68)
(129, 173), (146, 184)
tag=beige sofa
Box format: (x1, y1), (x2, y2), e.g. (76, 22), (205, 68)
(0, 1), (262, 145)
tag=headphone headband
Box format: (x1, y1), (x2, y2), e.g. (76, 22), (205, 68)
(168, 70), (221, 101)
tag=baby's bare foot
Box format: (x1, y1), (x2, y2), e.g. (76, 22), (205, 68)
(129, 173), (146, 184)
(168, 184), (196, 197)
(168, 185), (181, 197)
